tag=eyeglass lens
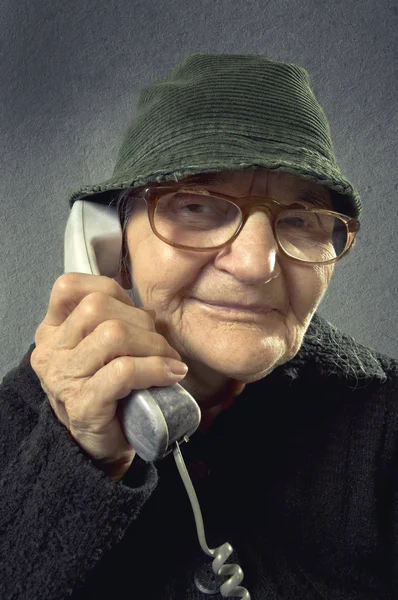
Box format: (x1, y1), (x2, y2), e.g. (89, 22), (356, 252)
(154, 192), (348, 263)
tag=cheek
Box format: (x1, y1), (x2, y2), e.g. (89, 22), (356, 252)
(313, 263), (335, 288)
(130, 242), (207, 305)
(286, 264), (332, 316)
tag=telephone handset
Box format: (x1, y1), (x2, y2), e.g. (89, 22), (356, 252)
(63, 199), (201, 463)
(64, 199), (251, 599)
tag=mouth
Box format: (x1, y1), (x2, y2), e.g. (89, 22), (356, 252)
(191, 298), (275, 315)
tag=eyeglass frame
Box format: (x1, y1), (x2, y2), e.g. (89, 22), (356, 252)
(135, 183), (361, 266)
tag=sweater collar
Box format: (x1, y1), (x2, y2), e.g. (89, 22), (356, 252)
(278, 311), (388, 387)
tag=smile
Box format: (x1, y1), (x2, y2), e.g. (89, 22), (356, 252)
(191, 298), (275, 317)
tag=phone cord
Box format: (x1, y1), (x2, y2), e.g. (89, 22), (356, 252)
(173, 440), (251, 599)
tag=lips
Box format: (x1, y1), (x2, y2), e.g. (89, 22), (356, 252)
(196, 299), (274, 313)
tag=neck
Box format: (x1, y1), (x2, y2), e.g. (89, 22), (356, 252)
(197, 379), (247, 433)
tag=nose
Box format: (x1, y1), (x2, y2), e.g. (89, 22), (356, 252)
(214, 206), (281, 283)
(235, 205), (278, 251)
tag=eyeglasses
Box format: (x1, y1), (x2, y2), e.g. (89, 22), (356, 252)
(138, 184), (360, 265)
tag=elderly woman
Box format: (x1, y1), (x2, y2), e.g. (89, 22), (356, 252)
(1, 53), (397, 600)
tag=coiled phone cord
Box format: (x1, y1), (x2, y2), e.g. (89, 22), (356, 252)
(173, 439), (251, 599)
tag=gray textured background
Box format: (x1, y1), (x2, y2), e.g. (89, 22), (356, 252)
(1, 0), (397, 381)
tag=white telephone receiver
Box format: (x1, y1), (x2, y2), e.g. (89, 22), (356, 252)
(64, 199), (201, 463)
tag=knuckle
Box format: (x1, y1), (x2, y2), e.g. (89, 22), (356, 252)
(94, 276), (123, 301)
(30, 346), (49, 377)
(54, 272), (80, 293)
(112, 356), (130, 379)
(53, 273), (119, 301)
(34, 322), (45, 346)
(111, 357), (141, 395)
(106, 277), (125, 298)
(97, 319), (126, 344)
(80, 291), (108, 315)
(30, 347), (40, 372)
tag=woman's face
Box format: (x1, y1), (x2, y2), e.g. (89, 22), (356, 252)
(121, 168), (335, 394)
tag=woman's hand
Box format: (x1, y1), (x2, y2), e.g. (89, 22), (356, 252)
(30, 273), (188, 481)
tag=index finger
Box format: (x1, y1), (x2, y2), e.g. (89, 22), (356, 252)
(44, 272), (145, 327)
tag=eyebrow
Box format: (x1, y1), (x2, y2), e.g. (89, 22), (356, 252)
(180, 173), (333, 209)
(295, 189), (333, 209)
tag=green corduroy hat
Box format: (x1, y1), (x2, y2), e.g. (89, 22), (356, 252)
(68, 52), (362, 221)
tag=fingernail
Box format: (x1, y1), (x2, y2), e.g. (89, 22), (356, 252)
(165, 359), (189, 377)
